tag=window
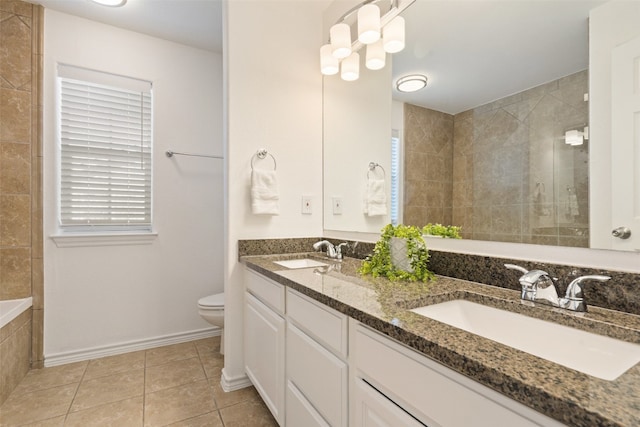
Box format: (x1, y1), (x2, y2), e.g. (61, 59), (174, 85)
(57, 65), (152, 232)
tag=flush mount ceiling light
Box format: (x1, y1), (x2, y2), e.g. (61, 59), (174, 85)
(89, 0), (127, 6)
(320, 0), (416, 81)
(396, 74), (427, 92)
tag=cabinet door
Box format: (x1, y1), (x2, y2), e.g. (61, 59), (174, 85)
(287, 323), (348, 427)
(286, 380), (331, 427)
(245, 292), (285, 425)
(352, 378), (426, 427)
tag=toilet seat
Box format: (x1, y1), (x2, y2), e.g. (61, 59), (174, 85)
(198, 293), (224, 308)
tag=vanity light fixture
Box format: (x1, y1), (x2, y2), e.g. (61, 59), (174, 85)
(565, 126), (589, 146)
(89, 0), (127, 6)
(321, 0), (415, 81)
(396, 74), (427, 92)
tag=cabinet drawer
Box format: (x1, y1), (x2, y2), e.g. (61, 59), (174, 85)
(352, 378), (425, 427)
(286, 380), (331, 427)
(286, 288), (347, 357)
(246, 268), (285, 314)
(287, 323), (348, 427)
(352, 322), (562, 427)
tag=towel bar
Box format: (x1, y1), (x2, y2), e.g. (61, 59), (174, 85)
(251, 149), (277, 171)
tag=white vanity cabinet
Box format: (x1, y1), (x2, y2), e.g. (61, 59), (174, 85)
(286, 288), (349, 427)
(244, 269), (286, 425)
(350, 320), (565, 427)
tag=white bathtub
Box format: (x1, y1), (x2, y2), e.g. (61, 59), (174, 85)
(0, 297), (33, 329)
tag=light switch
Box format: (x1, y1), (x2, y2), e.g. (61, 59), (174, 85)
(302, 196), (312, 214)
(332, 197), (343, 215)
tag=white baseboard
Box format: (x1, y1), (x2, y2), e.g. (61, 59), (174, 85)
(44, 327), (220, 367)
(221, 367), (252, 392)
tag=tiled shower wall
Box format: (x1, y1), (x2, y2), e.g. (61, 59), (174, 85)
(405, 70), (589, 247)
(0, 0), (44, 403)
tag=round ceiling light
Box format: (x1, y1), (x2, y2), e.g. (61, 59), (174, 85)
(90, 0), (127, 6)
(396, 74), (427, 93)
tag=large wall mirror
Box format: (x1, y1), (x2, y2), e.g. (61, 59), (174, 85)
(323, 0), (640, 252)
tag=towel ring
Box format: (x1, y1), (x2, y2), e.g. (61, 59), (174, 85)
(367, 162), (385, 179)
(251, 149), (277, 171)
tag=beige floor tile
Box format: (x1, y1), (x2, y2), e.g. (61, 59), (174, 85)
(166, 411), (224, 427)
(145, 342), (198, 367)
(202, 363), (222, 384)
(19, 415), (66, 426)
(145, 357), (205, 394)
(219, 398), (279, 427)
(70, 369), (144, 413)
(9, 361), (87, 396)
(84, 350), (146, 380)
(0, 383), (76, 426)
(211, 383), (259, 410)
(144, 379), (216, 427)
(64, 395), (143, 427)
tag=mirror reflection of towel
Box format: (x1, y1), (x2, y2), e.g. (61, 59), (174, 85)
(363, 179), (387, 216)
(251, 169), (279, 215)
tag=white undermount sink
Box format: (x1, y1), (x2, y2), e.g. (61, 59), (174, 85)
(273, 258), (329, 269)
(411, 299), (640, 381)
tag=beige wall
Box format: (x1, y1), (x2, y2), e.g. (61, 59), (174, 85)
(0, 0), (44, 401)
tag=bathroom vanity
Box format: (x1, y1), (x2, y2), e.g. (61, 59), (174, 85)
(242, 254), (640, 427)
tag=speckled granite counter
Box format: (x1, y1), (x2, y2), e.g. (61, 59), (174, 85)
(241, 253), (640, 427)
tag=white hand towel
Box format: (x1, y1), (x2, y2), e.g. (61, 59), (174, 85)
(364, 178), (387, 216)
(251, 169), (279, 215)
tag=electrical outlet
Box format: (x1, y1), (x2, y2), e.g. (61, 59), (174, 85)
(302, 196), (312, 214)
(332, 197), (343, 215)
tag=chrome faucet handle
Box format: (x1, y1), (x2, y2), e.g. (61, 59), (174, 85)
(335, 242), (348, 260)
(560, 275), (611, 312)
(504, 264), (552, 302)
(312, 240), (337, 258)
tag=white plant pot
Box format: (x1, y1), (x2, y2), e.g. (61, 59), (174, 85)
(389, 237), (413, 272)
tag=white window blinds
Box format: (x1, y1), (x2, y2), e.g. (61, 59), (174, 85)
(390, 130), (401, 226)
(58, 65), (152, 230)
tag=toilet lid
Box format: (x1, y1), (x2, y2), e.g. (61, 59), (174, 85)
(198, 293), (224, 308)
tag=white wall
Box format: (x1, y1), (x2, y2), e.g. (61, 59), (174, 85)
(223, 0), (326, 390)
(43, 10), (224, 363)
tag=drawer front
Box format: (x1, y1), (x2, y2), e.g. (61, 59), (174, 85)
(352, 378), (425, 427)
(286, 381), (331, 427)
(246, 268), (285, 314)
(352, 323), (557, 427)
(286, 288), (347, 357)
(287, 323), (348, 427)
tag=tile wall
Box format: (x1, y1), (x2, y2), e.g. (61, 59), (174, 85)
(0, 0), (44, 404)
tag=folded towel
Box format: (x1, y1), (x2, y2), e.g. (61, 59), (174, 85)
(363, 178), (387, 216)
(251, 169), (279, 215)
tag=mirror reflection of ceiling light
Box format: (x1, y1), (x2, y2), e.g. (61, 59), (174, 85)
(90, 0), (127, 7)
(396, 74), (428, 92)
(565, 126), (589, 146)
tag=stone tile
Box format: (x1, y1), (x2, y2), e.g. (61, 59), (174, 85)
(167, 411), (223, 427)
(20, 415), (66, 426)
(64, 395), (143, 427)
(11, 360), (86, 396)
(31, 308), (44, 367)
(218, 397), (279, 427)
(194, 336), (220, 356)
(145, 341), (198, 367)
(70, 369), (144, 412)
(0, 13), (32, 90)
(0, 318), (30, 405)
(211, 382), (259, 410)
(0, 88), (31, 143)
(0, 142), (30, 193)
(0, 194), (31, 246)
(0, 247), (31, 300)
(144, 380), (215, 426)
(0, 1), (33, 16)
(200, 353), (223, 381)
(0, 383), (76, 426)
(145, 357), (205, 394)
(83, 350), (145, 380)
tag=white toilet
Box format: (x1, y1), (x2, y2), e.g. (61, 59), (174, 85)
(198, 292), (225, 354)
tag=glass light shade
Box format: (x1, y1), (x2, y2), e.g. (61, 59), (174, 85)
(396, 74), (427, 92)
(90, 0), (127, 6)
(366, 40), (386, 70)
(383, 16), (405, 53)
(565, 130), (584, 146)
(330, 23), (352, 59)
(320, 45), (339, 75)
(341, 52), (360, 81)
(358, 4), (381, 44)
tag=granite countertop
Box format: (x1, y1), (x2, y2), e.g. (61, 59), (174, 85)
(241, 253), (640, 427)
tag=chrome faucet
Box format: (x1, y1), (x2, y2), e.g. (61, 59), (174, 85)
(505, 264), (611, 312)
(313, 240), (348, 259)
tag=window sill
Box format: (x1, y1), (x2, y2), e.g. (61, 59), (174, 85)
(51, 231), (158, 248)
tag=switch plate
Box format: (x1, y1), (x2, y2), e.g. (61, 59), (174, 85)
(332, 197), (343, 215)
(301, 196), (312, 214)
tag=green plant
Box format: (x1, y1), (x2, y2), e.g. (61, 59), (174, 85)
(422, 223), (462, 239)
(359, 224), (434, 282)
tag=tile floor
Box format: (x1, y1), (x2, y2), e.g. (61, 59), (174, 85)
(0, 336), (279, 426)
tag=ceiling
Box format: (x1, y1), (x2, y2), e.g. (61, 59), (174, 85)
(30, 0), (606, 114)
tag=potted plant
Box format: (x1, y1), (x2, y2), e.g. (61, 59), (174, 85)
(359, 224), (434, 282)
(422, 223), (462, 239)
